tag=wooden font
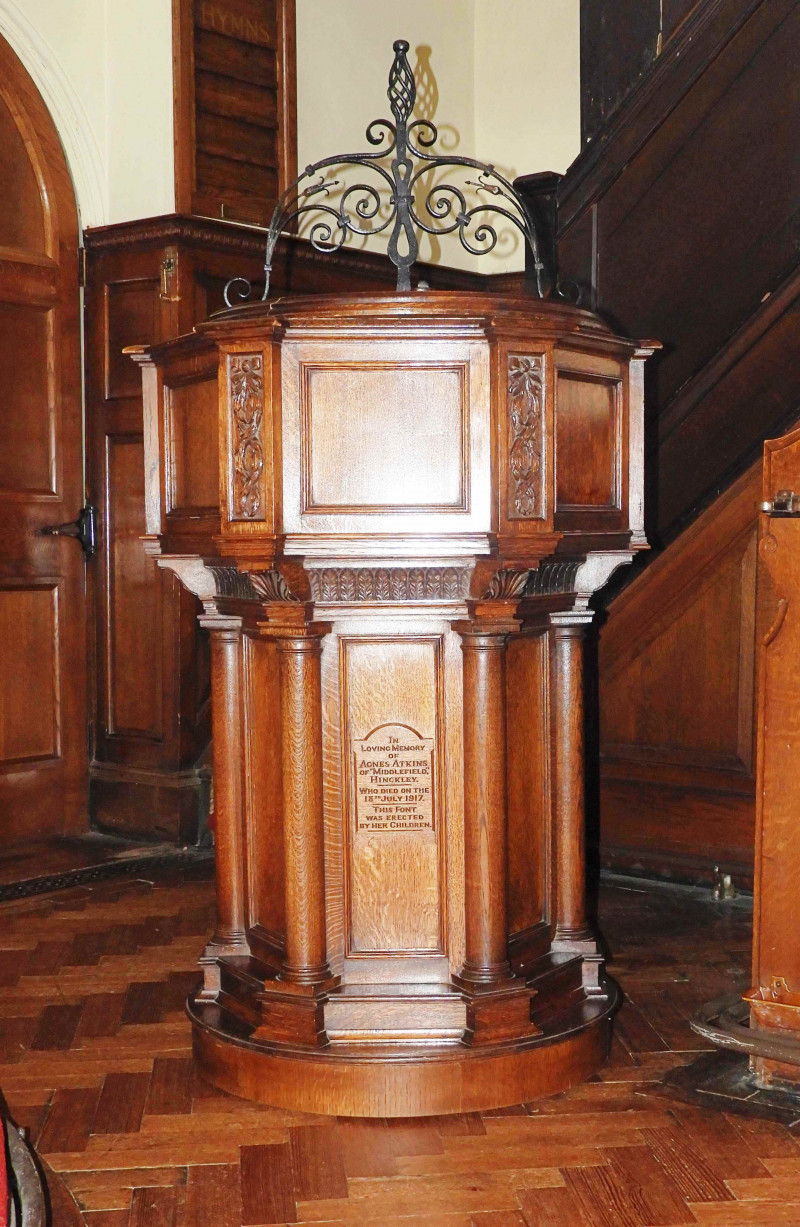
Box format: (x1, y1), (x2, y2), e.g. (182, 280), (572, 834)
(130, 289), (655, 1115)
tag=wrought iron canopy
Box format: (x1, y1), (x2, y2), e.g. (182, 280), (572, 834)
(224, 39), (552, 306)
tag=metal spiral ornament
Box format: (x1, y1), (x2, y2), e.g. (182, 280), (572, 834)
(224, 39), (552, 306)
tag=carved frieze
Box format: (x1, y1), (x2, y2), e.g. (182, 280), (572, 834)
(309, 566), (470, 603)
(229, 353), (264, 519)
(507, 354), (545, 520)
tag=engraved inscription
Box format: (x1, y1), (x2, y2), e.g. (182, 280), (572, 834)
(508, 354), (545, 519)
(196, 1), (272, 47)
(354, 724), (434, 832)
(229, 353), (264, 520)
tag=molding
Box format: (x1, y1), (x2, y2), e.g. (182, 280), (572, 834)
(0, 0), (106, 227)
(81, 213), (527, 293)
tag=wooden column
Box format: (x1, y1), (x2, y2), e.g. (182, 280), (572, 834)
(276, 631), (332, 986)
(550, 615), (593, 944)
(202, 615), (248, 950)
(457, 626), (513, 985)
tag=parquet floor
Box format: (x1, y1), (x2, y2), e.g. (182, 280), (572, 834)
(2, 865), (795, 1227)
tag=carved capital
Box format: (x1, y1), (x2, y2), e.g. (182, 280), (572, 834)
(158, 557), (304, 614)
(248, 570), (300, 603)
(482, 568), (531, 600)
(527, 551), (634, 616)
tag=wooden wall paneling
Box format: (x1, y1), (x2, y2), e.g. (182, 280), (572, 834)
(0, 32), (85, 841)
(173, 0), (297, 226)
(598, 460), (766, 884)
(84, 221), (268, 841)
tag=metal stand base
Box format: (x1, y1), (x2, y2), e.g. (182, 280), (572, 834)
(662, 1050), (800, 1125)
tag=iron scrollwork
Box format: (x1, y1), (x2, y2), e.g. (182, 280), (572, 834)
(225, 39), (555, 305)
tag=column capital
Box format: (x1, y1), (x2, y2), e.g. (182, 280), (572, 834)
(272, 622), (332, 650)
(453, 619), (519, 647)
(198, 612), (243, 636)
(549, 611), (593, 630)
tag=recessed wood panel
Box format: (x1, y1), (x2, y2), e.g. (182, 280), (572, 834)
(556, 371), (620, 509)
(243, 634), (284, 940)
(0, 302), (53, 493)
(598, 463), (762, 880)
(106, 436), (162, 737)
(506, 633), (549, 935)
(168, 378), (220, 511)
(303, 364), (468, 513)
(341, 636), (445, 958)
(105, 280), (159, 400)
(602, 542), (751, 763)
(0, 88), (46, 253)
(0, 585), (59, 763)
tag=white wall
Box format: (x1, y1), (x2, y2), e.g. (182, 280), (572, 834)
(0, 0), (174, 228)
(0, 0), (579, 266)
(296, 0), (581, 273)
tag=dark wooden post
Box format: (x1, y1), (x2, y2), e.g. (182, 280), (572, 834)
(457, 626), (513, 985)
(202, 614), (248, 951)
(550, 615), (593, 944)
(276, 630), (332, 985)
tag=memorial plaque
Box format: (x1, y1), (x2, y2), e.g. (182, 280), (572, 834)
(354, 723), (435, 832)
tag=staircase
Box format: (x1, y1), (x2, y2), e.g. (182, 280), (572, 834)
(553, 0), (800, 881)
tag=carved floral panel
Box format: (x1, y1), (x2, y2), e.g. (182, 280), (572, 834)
(507, 354), (545, 520)
(228, 353), (264, 520)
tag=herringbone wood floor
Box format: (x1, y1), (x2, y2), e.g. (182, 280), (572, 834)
(2, 864), (793, 1227)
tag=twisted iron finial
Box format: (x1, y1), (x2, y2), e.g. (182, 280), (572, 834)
(224, 40), (551, 305)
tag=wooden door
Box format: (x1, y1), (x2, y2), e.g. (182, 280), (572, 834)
(0, 34), (86, 840)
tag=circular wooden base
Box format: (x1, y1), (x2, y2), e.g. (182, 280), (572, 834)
(189, 989), (618, 1117)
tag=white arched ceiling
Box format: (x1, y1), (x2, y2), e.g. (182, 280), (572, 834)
(0, 0), (106, 227)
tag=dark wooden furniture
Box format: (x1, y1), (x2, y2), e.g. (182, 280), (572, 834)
(84, 218), (505, 842)
(131, 288), (654, 1115)
(84, 217), (266, 841)
(0, 32), (86, 843)
(744, 425), (800, 1087)
(561, 0), (800, 544)
(173, 0), (297, 227)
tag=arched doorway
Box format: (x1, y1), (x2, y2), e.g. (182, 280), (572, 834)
(0, 31), (86, 840)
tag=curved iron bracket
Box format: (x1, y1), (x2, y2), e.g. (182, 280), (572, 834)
(225, 40), (561, 306)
